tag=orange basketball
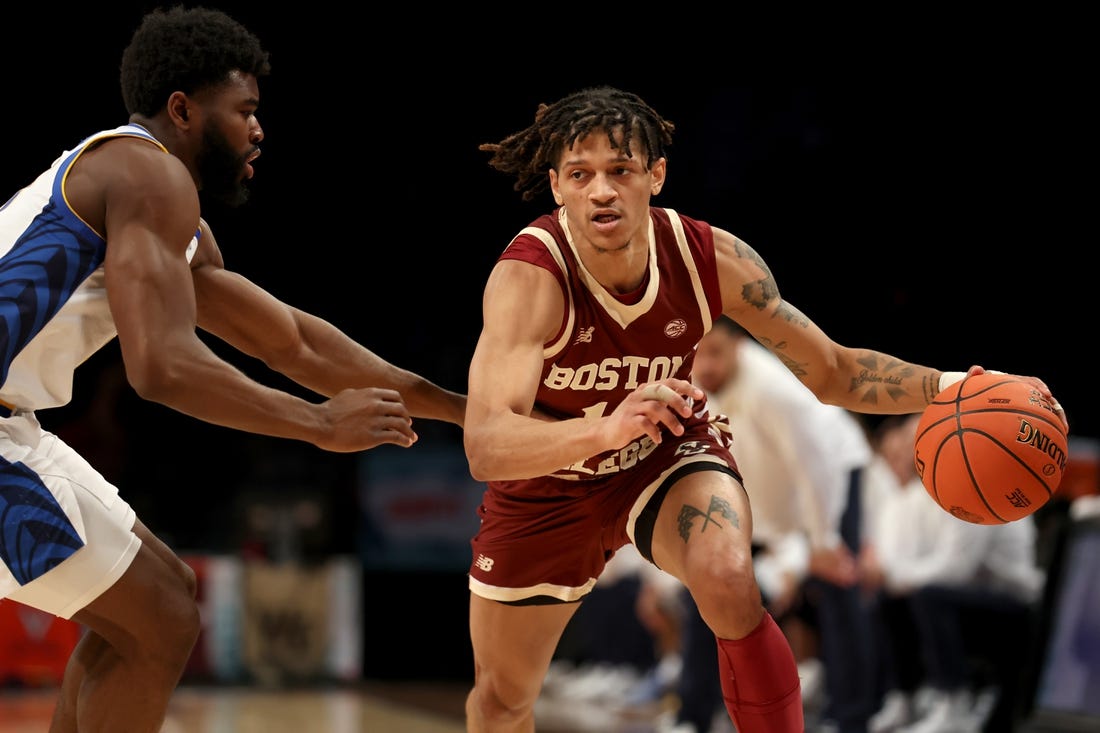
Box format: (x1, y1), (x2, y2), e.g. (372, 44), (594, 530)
(913, 372), (1067, 525)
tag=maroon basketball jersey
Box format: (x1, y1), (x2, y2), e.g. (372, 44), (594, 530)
(496, 206), (724, 483)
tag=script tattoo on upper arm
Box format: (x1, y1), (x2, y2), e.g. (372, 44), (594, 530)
(850, 353), (917, 406)
(677, 495), (739, 543)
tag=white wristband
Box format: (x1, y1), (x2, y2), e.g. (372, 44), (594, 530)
(938, 369), (1006, 394)
(939, 371), (966, 394)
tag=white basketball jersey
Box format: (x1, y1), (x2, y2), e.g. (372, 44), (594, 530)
(0, 124), (197, 411)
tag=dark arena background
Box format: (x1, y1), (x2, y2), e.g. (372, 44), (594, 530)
(1, 5), (1093, 731)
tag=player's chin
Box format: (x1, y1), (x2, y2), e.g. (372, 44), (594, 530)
(227, 181), (252, 208)
(589, 233), (631, 254)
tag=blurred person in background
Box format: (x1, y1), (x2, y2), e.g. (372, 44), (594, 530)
(865, 414), (1045, 733)
(857, 415), (929, 733)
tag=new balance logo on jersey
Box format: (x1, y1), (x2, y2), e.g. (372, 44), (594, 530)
(475, 554), (495, 572)
(574, 326), (595, 344)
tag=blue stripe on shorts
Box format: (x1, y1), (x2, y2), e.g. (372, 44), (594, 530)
(1, 459), (85, 585)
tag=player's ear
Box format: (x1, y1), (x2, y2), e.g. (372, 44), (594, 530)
(650, 157), (667, 196)
(168, 91), (191, 127)
(549, 169), (564, 205)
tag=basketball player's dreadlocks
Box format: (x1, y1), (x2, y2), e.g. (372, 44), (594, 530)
(480, 86), (676, 202)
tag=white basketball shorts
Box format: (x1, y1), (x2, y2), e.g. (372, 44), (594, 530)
(0, 410), (140, 618)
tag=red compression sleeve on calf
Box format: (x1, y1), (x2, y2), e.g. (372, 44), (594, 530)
(715, 612), (803, 733)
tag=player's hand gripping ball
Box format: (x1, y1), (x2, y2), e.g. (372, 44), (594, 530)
(913, 372), (1068, 525)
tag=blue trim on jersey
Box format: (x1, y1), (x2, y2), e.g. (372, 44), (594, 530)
(0, 458), (85, 585)
(0, 147), (106, 382)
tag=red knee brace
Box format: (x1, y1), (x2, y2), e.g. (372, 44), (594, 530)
(715, 612), (803, 733)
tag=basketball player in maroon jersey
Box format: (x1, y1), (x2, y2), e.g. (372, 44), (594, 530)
(461, 86), (1066, 733)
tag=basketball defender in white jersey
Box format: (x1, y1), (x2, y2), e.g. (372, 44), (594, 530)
(0, 8), (464, 732)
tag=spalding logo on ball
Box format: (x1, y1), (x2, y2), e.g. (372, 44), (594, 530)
(913, 372), (1067, 525)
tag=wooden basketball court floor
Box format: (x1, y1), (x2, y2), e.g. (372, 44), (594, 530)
(0, 682), (470, 733)
(0, 680), (670, 732)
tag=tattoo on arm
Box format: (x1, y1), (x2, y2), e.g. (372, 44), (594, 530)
(774, 352), (809, 378)
(850, 353), (917, 406)
(757, 302), (813, 376)
(741, 280), (778, 311)
(774, 301), (810, 328)
(924, 373), (940, 403)
(733, 239), (779, 311)
(726, 237), (938, 410)
(677, 495), (740, 544)
(732, 238), (811, 371)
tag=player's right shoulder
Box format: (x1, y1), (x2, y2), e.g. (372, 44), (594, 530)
(61, 128), (194, 238)
(96, 131), (181, 171)
(90, 134), (193, 199)
(69, 132), (191, 224)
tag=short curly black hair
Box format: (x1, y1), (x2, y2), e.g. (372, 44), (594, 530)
(479, 86), (675, 202)
(120, 5), (271, 117)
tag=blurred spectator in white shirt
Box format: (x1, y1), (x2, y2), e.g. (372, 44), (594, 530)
(864, 413), (1045, 733)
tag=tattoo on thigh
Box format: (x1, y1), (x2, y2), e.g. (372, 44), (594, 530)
(677, 495), (739, 543)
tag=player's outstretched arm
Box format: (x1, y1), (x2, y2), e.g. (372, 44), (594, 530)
(188, 226), (464, 428)
(104, 172), (449, 451)
(712, 227), (1067, 428)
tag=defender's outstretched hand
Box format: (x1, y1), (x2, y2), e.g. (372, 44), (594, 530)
(318, 387), (418, 451)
